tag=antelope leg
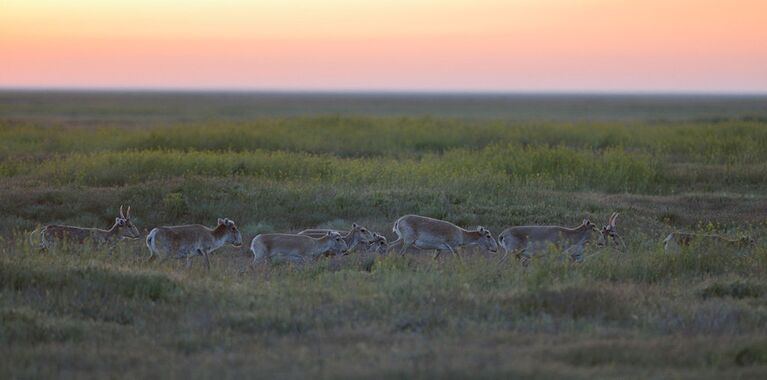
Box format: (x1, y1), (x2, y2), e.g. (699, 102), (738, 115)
(201, 249), (211, 272)
(443, 244), (462, 262)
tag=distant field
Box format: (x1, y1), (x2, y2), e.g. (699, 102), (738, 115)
(2, 91), (767, 125)
(1, 92), (766, 379)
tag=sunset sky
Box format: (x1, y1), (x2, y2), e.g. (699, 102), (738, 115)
(1, 0), (765, 92)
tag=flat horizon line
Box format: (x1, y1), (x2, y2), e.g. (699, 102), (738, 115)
(1, 87), (766, 97)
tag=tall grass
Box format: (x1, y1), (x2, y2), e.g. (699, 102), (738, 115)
(3, 110), (767, 378)
(3, 118), (767, 163)
(3, 145), (662, 192)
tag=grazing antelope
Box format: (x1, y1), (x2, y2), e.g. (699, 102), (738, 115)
(364, 233), (389, 255)
(663, 232), (756, 253)
(35, 205), (140, 250)
(250, 231), (349, 264)
(389, 214), (498, 259)
(298, 223), (375, 253)
(498, 218), (599, 265)
(598, 212), (626, 249)
(145, 218), (243, 271)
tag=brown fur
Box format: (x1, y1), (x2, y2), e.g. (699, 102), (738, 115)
(498, 219), (598, 265)
(250, 231), (348, 264)
(146, 218), (242, 271)
(389, 214), (498, 259)
(37, 205), (140, 250)
(298, 223), (375, 252)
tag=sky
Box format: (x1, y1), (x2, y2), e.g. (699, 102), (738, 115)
(1, 0), (766, 92)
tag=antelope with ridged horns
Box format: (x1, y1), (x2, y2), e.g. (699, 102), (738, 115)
(598, 212), (626, 249)
(497, 218), (599, 266)
(34, 205), (140, 250)
(663, 232), (756, 253)
(146, 218), (243, 271)
(298, 223), (375, 253)
(250, 231), (349, 265)
(389, 214), (498, 259)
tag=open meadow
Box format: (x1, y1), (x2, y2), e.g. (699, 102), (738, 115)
(1, 92), (767, 379)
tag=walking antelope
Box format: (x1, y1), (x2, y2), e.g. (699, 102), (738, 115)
(389, 214), (498, 259)
(498, 218), (599, 265)
(298, 223), (375, 253)
(35, 205), (140, 250)
(250, 231), (349, 264)
(663, 232), (756, 253)
(598, 212), (626, 249)
(145, 218), (243, 271)
(365, 233), (389, 255)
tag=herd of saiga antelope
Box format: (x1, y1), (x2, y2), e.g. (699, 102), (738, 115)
(31, 206), (756, 271)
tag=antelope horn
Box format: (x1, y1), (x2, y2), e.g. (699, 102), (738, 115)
(126, 206), (131, 219)
(119, 205), (125, 219)
(611, 212), (619, 226)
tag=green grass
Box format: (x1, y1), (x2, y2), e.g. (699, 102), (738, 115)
(2, 95), (767, 378)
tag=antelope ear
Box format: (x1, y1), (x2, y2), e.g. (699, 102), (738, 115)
(352, 223), (359, 228)
(217, 218), (225, 225)
(326, 231), (334, 236)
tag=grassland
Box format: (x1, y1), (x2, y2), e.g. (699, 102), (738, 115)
(1, 92), (767, 379)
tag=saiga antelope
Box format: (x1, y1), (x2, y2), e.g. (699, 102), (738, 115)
(250, 231), (349, 264)
(298, 223), (375, 253)
(146, 218), (243, 271)
(35, 205), (140, 250)
(389, 214), (498, 259)
(498, 218), (599, 265)
(598, 212), (626, 249)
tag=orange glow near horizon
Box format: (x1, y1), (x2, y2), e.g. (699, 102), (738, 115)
(1, 0), (766, 92)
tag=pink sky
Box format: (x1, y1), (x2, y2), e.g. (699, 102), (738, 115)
(1, 1), (765, 92)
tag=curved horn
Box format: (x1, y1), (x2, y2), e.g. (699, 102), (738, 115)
(119, 205), (125, 219)
(126, 206), (131, 219)
(611, 212), (619, 227)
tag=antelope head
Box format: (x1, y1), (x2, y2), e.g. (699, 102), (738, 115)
(327, 231), (349, 256)
(217, 218), (243, 247)
(350, 223), (375, 244)
(366, 233), (389, 255)
(581, 218), (599, 233)
(476, 226), (499, 253)
(115, 205), (141, 239)
(599, 212), (626, 249)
